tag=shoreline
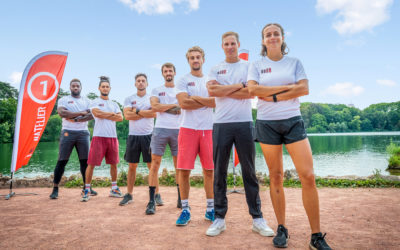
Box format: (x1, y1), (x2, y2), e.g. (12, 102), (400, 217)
(1, 169), (399, 189)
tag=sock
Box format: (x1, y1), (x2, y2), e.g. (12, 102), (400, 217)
(253, 217), (265, 224)
(149, 186), (156, 202)
(177, 184), (181, 201)
(206, 198), (214, 212)
(112, 181), (118, 190)
(53, 186), (59, 191)
(79, 159), (88, 184)
(85, 184), (91, 192)
(181, 199), (189, 211)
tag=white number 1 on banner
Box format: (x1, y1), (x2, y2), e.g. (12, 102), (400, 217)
(40, 80), (48, 96)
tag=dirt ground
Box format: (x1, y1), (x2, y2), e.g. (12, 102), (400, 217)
(0, 186), (399, 249)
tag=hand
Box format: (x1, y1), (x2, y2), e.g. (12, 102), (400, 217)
(66, 118), (75, 122)
(207, 80), (220, 86)
(259, 96), (273, 102)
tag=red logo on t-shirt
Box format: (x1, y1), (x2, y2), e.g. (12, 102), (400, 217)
(217, 69), (227, 75)
(261, 68), (272, 74)
(188, 82), (195, 86)
(159, 92), (166, 96)
(99, 104), (104, 107)
(68, 101), (74, 104)
(131, 101), (136, 105)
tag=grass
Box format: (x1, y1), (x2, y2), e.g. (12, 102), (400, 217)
(387, 142), (400, 169)
(64, 169), (400, 188)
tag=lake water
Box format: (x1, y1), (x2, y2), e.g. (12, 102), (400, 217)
(1, 132), (399, 178)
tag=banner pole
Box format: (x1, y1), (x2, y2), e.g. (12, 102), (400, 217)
(5, 172), (16, 200)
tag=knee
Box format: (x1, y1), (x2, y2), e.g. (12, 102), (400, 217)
(299, 172), (316, 188)
(269, 172), (284, 186)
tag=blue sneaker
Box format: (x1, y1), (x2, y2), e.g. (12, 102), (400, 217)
(176, 209), (191, 226)
(205, 209), (215, 222)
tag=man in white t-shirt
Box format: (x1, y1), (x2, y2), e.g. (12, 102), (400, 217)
(119, 73), (156, 206)
(81, 76), (124, 202)
(145, 63), (182, 214)
(205, 32), (274, 237)
(49, 78), (95, 199)
(175, 46), (216, 226)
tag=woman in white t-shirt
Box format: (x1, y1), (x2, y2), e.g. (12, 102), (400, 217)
(247, 23), (331, 250)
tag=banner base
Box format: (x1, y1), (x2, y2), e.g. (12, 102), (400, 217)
(1, 191), (38, 200)
(227, 188), (245, 195)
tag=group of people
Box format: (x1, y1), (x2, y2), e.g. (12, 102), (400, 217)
(48, 23), (331, 250)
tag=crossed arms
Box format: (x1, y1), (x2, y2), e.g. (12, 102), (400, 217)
(247, 79), (309, 102)
(57, 107), (94, 122)
(91, 108), (123, 122)
(123, 106), (156, 121)
(176, 93), (215, 110)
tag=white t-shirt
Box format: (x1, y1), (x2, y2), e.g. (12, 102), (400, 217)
(57, 95), (91, 131)
(247, 56), (307, 120)
(176, 73), (214, 130)
(90, 98), (121, 138)
(124, 93), (154, 135)
(151, 85), (182, 129)
(208, 60), (253, 123)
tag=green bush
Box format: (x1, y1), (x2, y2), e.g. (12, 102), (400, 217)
(387, 142), (400, 169)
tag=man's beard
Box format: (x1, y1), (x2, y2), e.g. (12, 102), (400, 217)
(101, 92), (108, 96)
(191, 66), (200, 71)
(165, 76), (173, 82)
(137, 88), (146, 91)
(71, 91), (81, 97)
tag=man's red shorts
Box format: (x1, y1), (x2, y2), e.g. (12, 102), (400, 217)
(87, 136), (119, 166)
(177, 127), (214, 170)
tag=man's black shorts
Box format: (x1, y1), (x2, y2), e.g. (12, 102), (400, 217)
(124, 134), (152, 163)
(58, 129), (90, 160)
(255, 116), (307, 145)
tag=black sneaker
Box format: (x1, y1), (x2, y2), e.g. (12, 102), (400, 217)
(90, 188), (98, 196)
(155, 193), (164, 206)
(49, 187), (58, 199)
(273, 225), (289, 248)
(145, 201), (156, 215)
(309, 233), (332, 250)
(119, 193), (133, 206)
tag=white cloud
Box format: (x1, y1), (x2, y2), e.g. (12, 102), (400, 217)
(150, 63), (162, 70)
(323, 82), (364, 97)
(119, 0), (199, 15)
(377, 79), (397, 87)
(8, 71), (22, 85)
(316, 0), (393, 35)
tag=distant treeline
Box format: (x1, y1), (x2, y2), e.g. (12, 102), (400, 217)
(1, 81), (399, 143)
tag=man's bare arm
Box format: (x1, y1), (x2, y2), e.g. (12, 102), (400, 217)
(176, 93), (205, 110)
(191, 96), (216, 108)
(150, 96), (179, 112)
(57, 106), (88, 119)
(92, 108), (123, 122)
(74, 113), (94, 122)
(123, 107), (142, 121)
(227, 87), (253, 99)
(207, 80), (242, 97)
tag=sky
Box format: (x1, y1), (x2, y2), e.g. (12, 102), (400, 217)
(0, 0), (399, 109)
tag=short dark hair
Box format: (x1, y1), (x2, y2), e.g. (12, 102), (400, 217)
(70, 78), (81, 86)
(135, 73), (147, 81)
(161, 63), (176, 73)
(99, 76), (110, 87)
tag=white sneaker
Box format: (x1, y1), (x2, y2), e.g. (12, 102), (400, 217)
(206, 218), (226, 236)
(252, 218), (275, 237)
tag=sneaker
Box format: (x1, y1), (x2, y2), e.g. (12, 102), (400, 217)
(49, 188), (58, 199)
(81, 189), (90, 202)
(273, 224), (289, 248)
(309, 233), (332, 250)
(252, 218), (275, 237)
(155, 193), (164, 206)
(145, 201), (156, 215)
(205, 209), (215, 222)
(119, 193), (133, 206)
(90, 188), (98, 196)
(109, 188), (123, 198)
(206, 218), (226, 236)
(176, 209), (191, 226)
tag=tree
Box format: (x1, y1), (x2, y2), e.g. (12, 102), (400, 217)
(87, 92), (98, 100)
(0, 81), (18, 99)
